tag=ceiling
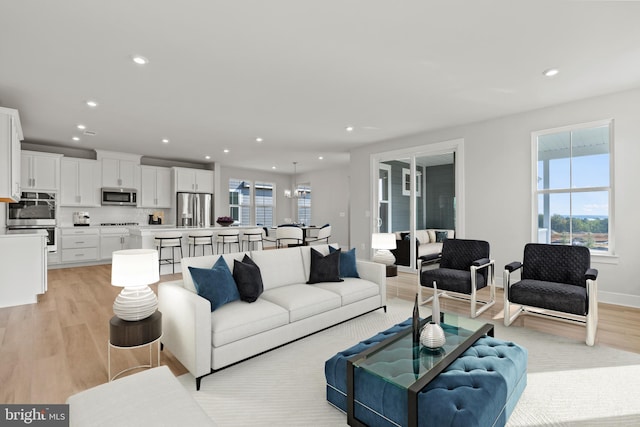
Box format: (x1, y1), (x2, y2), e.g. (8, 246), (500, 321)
(2, 1), (640, 174)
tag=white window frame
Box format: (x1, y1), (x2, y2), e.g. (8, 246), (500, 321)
(255, 181), (275, 227)
(296, 183), (311, 225)
(531, 118), (615, 258)
(229, 178), (252, 226)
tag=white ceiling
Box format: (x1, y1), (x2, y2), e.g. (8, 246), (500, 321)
(1, 1), (640, 174)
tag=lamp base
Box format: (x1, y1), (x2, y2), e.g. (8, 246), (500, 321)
(372, 249), (396, 266)
(113, 286), (158, 321)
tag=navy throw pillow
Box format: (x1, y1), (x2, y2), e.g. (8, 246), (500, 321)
(189, 257), (239, 311)
(233, 255), (264, 303)
(436, 231), (448, 243)
(307, 248), (343, 284)
(329, 246), (360, 278)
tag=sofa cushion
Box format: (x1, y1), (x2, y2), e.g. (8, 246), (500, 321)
(210, 299), (289, 347)
(181, 253), (248, 293)
(329, 246), (359, 278)
(314, 278), (379, 306)
(250, 247), (307, 290)
(415, 230), (431, 244)
(233, 255), (264, 303)
(436, 230), (448, 242)
(418, 242), (443, 258)
(308, 248), (343, 284)
(189, 257), (240, 311)
(261, 284), (341, 322)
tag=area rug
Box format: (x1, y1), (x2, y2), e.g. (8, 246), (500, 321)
(177, 297), (640, 426)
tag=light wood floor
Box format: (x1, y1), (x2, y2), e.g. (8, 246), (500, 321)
(1, 266), (639, 405)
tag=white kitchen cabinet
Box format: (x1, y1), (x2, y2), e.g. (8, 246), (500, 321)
(0, 107), (23, 203)
(140, 166), (171, 208)
(0, 230), (47, 307)
(100, 228), (130, 259)
(102, 158), (137, 188)
(174, 167), (214, 193)
(60, 228), (100, 263)
(21, 151), (61, 191)
(60, 157), (101, 206)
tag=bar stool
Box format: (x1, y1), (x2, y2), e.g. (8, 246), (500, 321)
(241, 228), (264, 251)
(188, 230), (214, 256)
(154, 232), (183, 274)
(216, 229), (240, 254)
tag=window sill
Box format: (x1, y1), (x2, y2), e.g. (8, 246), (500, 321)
(591, 253), (619, 265)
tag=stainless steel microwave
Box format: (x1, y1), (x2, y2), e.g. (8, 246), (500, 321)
(101, 188), (137, 206)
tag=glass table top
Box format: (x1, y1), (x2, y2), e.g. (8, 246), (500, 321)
(352, 312), (491, 389)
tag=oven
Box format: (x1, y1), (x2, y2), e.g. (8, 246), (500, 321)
(6, 225), (57, 252)
(7, 191), (57, 226)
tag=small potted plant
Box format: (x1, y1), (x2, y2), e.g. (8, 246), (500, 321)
(216, 216), (235, 227)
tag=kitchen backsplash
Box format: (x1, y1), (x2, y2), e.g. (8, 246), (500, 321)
(58, 206), (171, 227)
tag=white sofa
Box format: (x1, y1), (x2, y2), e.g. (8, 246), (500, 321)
(158, 244), (386, 389)
(392, 229), (455, 266)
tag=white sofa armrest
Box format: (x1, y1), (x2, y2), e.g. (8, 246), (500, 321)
(158, 281), (212, 379)
(355, 260), (386, 306)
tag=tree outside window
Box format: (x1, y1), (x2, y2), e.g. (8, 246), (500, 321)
(534, 120), (613, 253)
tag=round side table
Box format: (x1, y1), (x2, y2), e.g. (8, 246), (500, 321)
(108, 310), (162, 382)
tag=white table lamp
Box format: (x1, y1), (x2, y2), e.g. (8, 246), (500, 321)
(371, 233), (397, 266)
(111, 249), (160, 321)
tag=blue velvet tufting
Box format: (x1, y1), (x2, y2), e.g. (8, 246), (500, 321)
(325, 320), (528, 427)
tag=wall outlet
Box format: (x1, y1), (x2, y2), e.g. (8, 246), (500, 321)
(339, 212), (345, 217)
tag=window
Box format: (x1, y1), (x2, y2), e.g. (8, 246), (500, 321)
(255, 182), (274, 227)
(296, 184), (311, 225)
(533, 120), (613, 254)
(229, 179), (252, 225)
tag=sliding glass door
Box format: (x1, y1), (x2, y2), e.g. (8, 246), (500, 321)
(372, 139), (463, 271)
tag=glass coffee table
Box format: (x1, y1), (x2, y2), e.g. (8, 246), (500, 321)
(346, 312), (494, 427)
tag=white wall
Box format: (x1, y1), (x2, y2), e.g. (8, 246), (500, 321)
(296, 166), (350, 249)
(350, 88), (640, 308)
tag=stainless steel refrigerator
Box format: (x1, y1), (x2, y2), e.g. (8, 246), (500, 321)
(176, 192), (213, 227)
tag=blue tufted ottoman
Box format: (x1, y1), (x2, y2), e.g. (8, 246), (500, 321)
(325, 318), (527, 427)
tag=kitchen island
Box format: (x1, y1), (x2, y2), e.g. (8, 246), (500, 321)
(129, 225), (265, 275)
(0, 229), (48, 307)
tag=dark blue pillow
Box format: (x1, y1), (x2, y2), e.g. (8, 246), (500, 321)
(329, 246), (360, 278)
(436, 231), (448, 243)
(189, 257), (239, 311)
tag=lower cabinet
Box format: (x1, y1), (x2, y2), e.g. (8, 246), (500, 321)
(100, 228), (130, 259)
(60, 228), (99, 263)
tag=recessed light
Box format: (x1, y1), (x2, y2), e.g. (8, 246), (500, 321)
(318, 156), (324, 160)
(77, 124), (86, 130)
(256, 137), (263, 143)
(162, 138), (169, 144)
(205, 155), (211, 160)
(223, 149), (230, 153)
(543, 68), (559, 77)
(132, 55), (149, 65)
(86, 100), (98, 108)
(345, 126), (354, 132)
(72, 136), (80, 141)
(272, 166), (277, 170)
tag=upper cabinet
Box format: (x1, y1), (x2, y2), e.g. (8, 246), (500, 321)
(0, 107), (23, 202)
(21, 150), (62, 192)
(95, 150), (141, 189)
(174, 167), (214, 194)
(140, 165), (171, 208)
(60, 157), (101, 207)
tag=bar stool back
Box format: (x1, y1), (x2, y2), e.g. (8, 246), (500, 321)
(154, 232), (183, 274)
(188, 230), (215, 256)
(241, 228), (264, 251)
(216, 229), (240, 254)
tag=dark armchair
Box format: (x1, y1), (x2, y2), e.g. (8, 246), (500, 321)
(418, 238), (495, 318)
(503, 243), (598, 346)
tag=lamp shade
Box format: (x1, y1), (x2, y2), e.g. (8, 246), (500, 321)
(371, 233), (397, 250)
(111, 249), (159, 287)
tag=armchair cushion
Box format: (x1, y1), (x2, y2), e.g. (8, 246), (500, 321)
(509, 279), (587, 315)
(421, 268), (487, 294)
(521, 243), (590, 288)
